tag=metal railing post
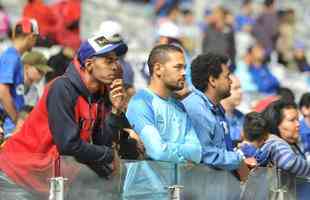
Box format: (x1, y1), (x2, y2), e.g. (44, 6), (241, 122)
(49, 177), (67, 200)
(167, 185), (184, 200)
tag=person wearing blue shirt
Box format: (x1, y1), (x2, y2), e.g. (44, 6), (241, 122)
(181, 53), (249, 171)
(126, 44), (202, 163)
(124, 44), (201, 199)
(247, 43), (280, 94)
(221, 75), (244, 145)
(299, 93), (310, 156)
(234, 0), (255, 32)
(0, 18), (38, 138)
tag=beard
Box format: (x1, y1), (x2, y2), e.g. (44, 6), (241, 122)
(165, 81), (184, 92)
(219, 90), (231, 100)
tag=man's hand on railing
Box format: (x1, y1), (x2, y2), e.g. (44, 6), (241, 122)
(244, 157), (257, 168)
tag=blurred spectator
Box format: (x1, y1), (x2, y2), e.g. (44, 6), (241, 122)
(299, 93), (310, 156)
(202, 6), (236, 68)
(46, 46), (74, 82)
(276, 87), (295, 103)
(252, 0), (279, 55)
(51, 0), (81, 50)
(10, 105), (33, 138)
(293, 42), (310, 72)
(179, 8), (200, 56)
(157, 21), (183, 46)
(23, 0), (57, 46)
(22, 51), (53, 106)
(235, 0), (255, 32)
(251, 87), (294, 112)
(0, 18), (38, 139)
(252, 95), (279, 113)
(234, 49), (258, 92)
(235, 0), (255, 59)
(236, 43), (280, 94)
(0, 4), (10, 40)
(141, 20), (193, 84)
(276, 9), (296, 67)
(221, 75), (244, 145)
(152, 0), (179, 18)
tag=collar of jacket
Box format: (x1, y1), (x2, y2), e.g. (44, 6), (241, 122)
(64, 57), (108, 104)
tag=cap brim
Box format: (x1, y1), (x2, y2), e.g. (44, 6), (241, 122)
(34, 64), (53, 74)
(93, 42), (128, 57)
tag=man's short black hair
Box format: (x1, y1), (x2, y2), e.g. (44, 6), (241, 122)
(243, 112), (268, 142)
(191, 52), (229, 93)
(147, 44), (183, 76)
(299, 92), (310, 108)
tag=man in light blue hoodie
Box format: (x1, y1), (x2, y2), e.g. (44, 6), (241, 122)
(124, 44), (202, 199)
(126, 44), (201, 163)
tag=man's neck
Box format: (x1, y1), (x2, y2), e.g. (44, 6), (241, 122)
(221, 102), (234, 115)
(148, 79), (170, 99)
(83, 72), (101, 94)
(304, 117), (310, 127)
(252, 60), (262, 67)
(13, 40), (26, 55)
(205, 89), (220, 105)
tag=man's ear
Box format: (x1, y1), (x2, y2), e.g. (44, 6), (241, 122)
(153, 62), (162, 77)
(209, 76), (217, 88)
(84, 59), (93, 72)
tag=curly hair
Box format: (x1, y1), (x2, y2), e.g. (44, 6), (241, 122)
(190, 52), (229, 93)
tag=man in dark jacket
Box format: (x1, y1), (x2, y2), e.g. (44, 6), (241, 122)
(0, 33), (128, 199)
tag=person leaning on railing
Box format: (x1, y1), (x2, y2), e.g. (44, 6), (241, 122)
(241, 100), (310, 177)
(0, 32), (129, 199)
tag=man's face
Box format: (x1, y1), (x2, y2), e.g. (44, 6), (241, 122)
(214, 64), (232, 100)
(301, 105), (310, 118)
(89, 52), (122, 85)
(252, 45), (265, 62)
(24, 33), (38, 51)
(25, 65), (44, 86)
(160, 51), (186, 92)
(222, 75), (243, 107)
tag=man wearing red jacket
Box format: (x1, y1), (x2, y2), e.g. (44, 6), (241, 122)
(0, 33), (128, 199)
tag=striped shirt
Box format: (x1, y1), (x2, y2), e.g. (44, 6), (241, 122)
(260, 135), (310, 177)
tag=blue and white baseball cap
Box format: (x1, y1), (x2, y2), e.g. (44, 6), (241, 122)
(77, 34), (128, 67)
